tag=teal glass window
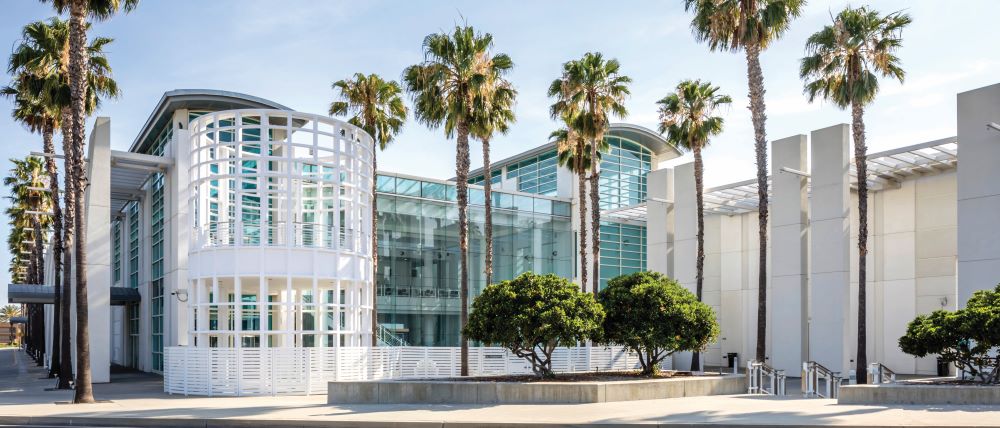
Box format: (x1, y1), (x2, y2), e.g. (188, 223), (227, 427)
(598, 221), (647, 289)
(599, 136), (652, 210)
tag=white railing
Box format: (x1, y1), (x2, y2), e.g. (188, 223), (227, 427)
(747, 360), (785, 395)
(194, 221), (366, 252)
(376, 325), (409, 347)
(868, 362), (896, 385)
(164, 345), (652, 396)
(802, 361), (843, 398)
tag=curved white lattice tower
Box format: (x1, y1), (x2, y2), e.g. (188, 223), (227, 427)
(186, 109), (373, 349)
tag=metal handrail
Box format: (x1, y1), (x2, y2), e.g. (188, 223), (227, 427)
(802, 361), (843, 398)
(868, 362), (896, 384)
(376, 324), (409, 347)
(747, 360), (786, 395)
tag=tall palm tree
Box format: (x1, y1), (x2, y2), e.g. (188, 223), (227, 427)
(657, 79), (731, 371)
(684, 0), (805, 364)
(403, 25), (512, 376)
(548, 52), (630, 294)
(5, 157), (52, 281)
(3, 78), (68, 382)
(0, 305), (21, 344)
(43, 0), (137, 404)
(550, 114), (605, 291)
(470, 68), (516, 288)
(329, 72), (408, 343)
(9, 16), (119, 390)
(800, 6), (910, 384)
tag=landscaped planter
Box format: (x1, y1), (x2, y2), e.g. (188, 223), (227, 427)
(327, 374), (746, 404)
(839, 383), (1000, 405)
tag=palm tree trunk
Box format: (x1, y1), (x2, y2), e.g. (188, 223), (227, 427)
(589, 136), (601, 295)
(692, 145), (706, 372)
(576, 140), (588, 289)
(42, 122), (65, 383)
(69, 0), (94, 403)
(371, 145), (378, 346)
(457, 122), (471, 377)
(482, 138), (494, 287)
(746, 44), (769, 364)
(852, 101), (868, 384)
(58, 112), (74, 389)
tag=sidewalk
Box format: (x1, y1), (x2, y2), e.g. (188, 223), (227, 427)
(2, 349), (998, 427)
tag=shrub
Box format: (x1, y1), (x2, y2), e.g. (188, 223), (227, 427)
(597, 271), (719, 375)
(463, 272), (604, 378)
(899, 284), (1000, 384)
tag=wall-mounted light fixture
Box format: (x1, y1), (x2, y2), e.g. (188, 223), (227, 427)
(779, 167), (811, 178)
(171, 289), (189, 302)
(987, 122), (1000, 133)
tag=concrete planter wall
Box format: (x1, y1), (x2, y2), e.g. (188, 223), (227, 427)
(839, 384), (1000, 405)
(328, 374), (746, 404)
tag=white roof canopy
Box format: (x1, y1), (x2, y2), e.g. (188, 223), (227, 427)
(604, 137), (959, 221)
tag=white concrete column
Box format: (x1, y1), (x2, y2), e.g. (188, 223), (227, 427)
(646, 168), (674, 277)
(84, 116), (112, 383)
(672, 162), (696, 370)
(770, 134), (808, 374)
(808, 124), (851, 374)
(166, 117), (191, 347)
(957, 83), (1000, 306)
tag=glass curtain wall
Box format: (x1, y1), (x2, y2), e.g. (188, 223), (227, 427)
(375, 174), (572, 346)
(599, 136), (652, 210)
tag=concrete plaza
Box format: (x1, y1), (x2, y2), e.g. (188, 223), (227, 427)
(1, 349), (998, 427)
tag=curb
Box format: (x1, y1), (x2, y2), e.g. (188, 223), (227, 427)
(0, 416), (983, 428)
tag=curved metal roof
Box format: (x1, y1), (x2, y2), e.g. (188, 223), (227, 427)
(607, 123), (682, 160)
(467, 123), (680, 178)
(129, 89), (290, 154)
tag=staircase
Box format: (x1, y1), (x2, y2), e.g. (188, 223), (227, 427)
(376, 324), (409, 347)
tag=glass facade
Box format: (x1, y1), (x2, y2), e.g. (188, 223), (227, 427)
(469, 169), (501, 186)
(127, 202), (140, 289)
(504, 151), (559, 196)
(112, 221), (121, 284)
(147, 125), (170, 373)
(599, 136), (652, 210)
(598, 221), (647, 288)
(375, 174), (572, 346)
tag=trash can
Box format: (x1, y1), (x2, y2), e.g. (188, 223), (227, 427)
(726, 352), (739, 369)
(936, 358), (949, 376)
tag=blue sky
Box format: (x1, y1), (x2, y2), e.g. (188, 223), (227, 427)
(1, 1), (997, 304)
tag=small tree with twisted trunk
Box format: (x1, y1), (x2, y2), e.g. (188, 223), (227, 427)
(598, 271), (719, 375)
(464, 272), (604, 378)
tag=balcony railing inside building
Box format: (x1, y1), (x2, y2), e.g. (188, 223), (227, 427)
(194, 220), (367, 252)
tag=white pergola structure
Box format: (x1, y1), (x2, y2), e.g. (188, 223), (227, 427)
(185, 109), (374, 350)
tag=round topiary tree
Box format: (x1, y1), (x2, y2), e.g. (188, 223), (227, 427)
(899, 284), (1000, 384)
(463, 272), (604, 378)
(597, 271), (719, 375)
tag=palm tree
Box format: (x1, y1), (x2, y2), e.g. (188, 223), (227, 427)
(42, 0), (137, 404)
(0, 305), (21, 344)
(3, 78), (68, 381)
(684, 0), (805, 364)
(5, 156), (52, 282)
(550, 114), (605, 291)
(470, 67), (516, 288)
(329, 72), (408, 343)
(403, 25), (512, 376)
(657, 79), (731, 371)
(9, 16), (119, 390)
(548, 52), (630, 294)
(800, 6), (910, 384)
